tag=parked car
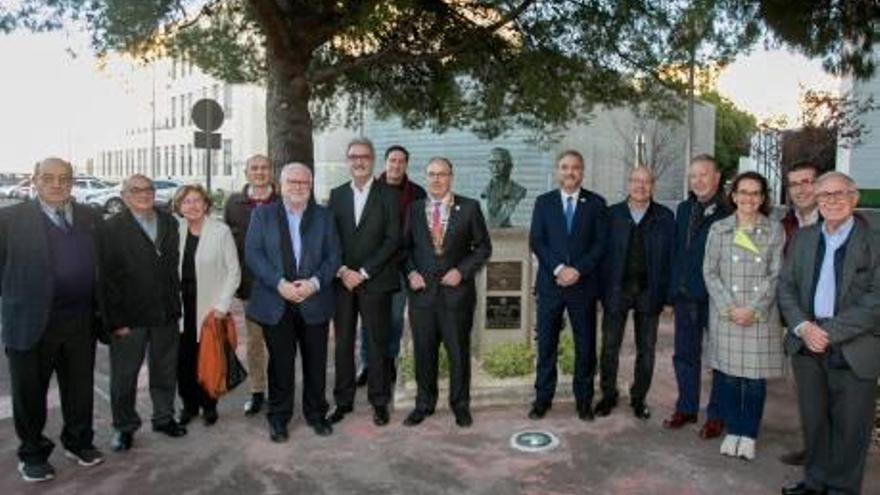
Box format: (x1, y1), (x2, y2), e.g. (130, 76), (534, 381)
(5, 179), (35, 200)
(71, 177), (113, 204)
(86, 179), (181, 215)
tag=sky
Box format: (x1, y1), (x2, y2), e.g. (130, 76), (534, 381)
(0, 30), (844, 173)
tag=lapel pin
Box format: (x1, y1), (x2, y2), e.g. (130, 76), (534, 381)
(579, 197), (586, 203)
(455, 205), (460, 211)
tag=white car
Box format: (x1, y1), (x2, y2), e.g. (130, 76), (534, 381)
(86, 179), (181, 215)
(71, 178), (113, 204)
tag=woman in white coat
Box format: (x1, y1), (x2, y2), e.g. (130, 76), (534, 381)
(174, 185), (240, 426)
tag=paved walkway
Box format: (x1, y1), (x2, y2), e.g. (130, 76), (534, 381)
(1, 311), (877, 494)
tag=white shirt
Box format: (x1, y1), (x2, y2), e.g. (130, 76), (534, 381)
(351, 177), (374, 227)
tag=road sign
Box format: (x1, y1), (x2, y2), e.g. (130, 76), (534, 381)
(191, 99), (224, 132)
(194, 131), (222, 150)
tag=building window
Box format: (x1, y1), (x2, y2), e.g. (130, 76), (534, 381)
(187, 93), (193, 125)
(181, 94), (187, 126)
(223, 139), (232, 176)
(171, 97), (176, 128)
(153, 147), (160, 177)
(171, 146), (177, 176)
(179, 145), (185, 177)
(164, 146), (170, 177)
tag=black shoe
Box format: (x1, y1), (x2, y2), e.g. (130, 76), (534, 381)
(779, 448), (807, 466)
(18, 461), (55, 482)
(178, 408), (198, 426)
(153, 420), (188, 438)
(269, 422), (288, 443)
(64, 447), (104, 467)
(594, 396), (617, 417)
(203, 408), (218, 426)
(309, 419), (333, 437)
(373, 406), (390, 426)
(403, 408), (435, 427)
(110, 431), (133, 452)
(356, 368), (368, 387)
(454, 408), (473, 428)
(244, 392), (264, 416)
(577, 401), (594, 421)
(781, 481), (824, 495)
(631, 401), (651, 420)
(328, 405), (353, 424)
(528, 402), (551, 420)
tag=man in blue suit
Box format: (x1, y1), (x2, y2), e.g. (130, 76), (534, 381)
(662, 154), (731, 439)
(1, 158), (105, 482)
(245, 163), (341, 442)
(529, 149), (607, 421)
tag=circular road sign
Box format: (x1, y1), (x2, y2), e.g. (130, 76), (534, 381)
(191, 98), (224, 132)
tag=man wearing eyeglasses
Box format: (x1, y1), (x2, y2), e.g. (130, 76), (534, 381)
(778, 160), (822, 467)
(101, 174), (186, 452)
(245, 163), (340, 441)
(1, 158), (105, 482)
(779, 171), (880, 495)
(327, 137), (401, 426)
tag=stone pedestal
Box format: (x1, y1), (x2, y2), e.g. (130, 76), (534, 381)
(474, 227), (533, 356)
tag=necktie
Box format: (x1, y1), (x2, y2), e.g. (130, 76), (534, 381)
(432, 201), (442, 240)
(565, 196), (575, 234)
(55, 208), (72, 232)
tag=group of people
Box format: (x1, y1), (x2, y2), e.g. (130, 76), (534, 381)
(1, 144), (877, 495)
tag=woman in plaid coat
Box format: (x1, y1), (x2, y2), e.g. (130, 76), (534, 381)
(703, 171), (784, 461)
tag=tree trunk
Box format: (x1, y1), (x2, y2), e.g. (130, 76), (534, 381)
(266, 51), (314, 171)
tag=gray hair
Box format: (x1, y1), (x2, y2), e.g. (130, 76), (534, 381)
(426, 156), (454, 174)
(122, 174), (153, 192)
(816, 170), (859, 196)
(346, 137), (375, 158)
(33, 157), (73, 177)
(245, 154), (271, 170)
(689, 153), (719, 172)
(630, 166), (655, 184)
(279, 162), (313, 182)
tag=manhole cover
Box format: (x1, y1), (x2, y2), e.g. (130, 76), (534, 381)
(510, 430), (560, 453)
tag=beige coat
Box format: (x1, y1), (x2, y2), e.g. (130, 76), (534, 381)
(177, 216), (240, 341)
(703, 214), (785, 379)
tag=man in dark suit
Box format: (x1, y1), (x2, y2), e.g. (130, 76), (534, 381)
(102, 174), (186, 452)
(327, 137), (401, 426)
(528, 149), (607, 421)
(356, 145), (426, 388)
(596, 166), (674, 420)
(401, 157), (491, 428)
(246, 163), (341, 441)
(779, 171), (880, 495)
(2, 158), (104, 482)
(662, 154), (730, 439)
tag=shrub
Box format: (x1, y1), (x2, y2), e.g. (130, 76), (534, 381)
(481, 341), (535, 378)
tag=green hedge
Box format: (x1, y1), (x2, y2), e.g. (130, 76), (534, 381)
(481, 341), (535, 378)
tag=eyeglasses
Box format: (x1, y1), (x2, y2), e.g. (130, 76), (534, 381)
(285, 180), (311, 188)
(816, 190), (855, 203)
(734, 190), (763, 198)
(427, 172), (451, 179)
(788, 178), (815, 190)
(38, 175), (72, 186)
(347, 154), (372, 162)
(126, 186), (155, 195)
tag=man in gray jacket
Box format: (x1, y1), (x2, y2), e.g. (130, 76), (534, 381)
(778, 171), (880, 495)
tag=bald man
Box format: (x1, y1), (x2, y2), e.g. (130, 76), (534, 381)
(1, 158), (105, 482)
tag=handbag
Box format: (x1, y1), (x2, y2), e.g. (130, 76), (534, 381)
(224, 340), (248, 391)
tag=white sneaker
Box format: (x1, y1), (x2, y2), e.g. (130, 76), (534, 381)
(737, 437), (756, 461)
(720, 434), (740, 456)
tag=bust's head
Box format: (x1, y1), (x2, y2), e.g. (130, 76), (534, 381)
(488, 147), (513, 180)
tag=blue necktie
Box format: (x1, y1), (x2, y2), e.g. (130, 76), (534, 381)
(565, 196), (574, 234)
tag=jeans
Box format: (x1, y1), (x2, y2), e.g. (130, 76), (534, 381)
(717, 371), (766, 439)
(672, 299), (722, 419)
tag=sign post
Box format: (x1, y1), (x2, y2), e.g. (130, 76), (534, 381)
(191, 98), (224, 193)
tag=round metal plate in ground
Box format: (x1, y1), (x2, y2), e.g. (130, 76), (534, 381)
(510, 430), (560, 453)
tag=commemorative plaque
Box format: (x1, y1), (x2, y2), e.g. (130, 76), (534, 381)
(486, 261), (522, 291)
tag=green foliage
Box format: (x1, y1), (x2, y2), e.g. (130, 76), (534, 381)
(400, 346), (449, 384)
(481, 342), (534, 379)
(700, 90), (757, 178)
(558, 332), (576, 376)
